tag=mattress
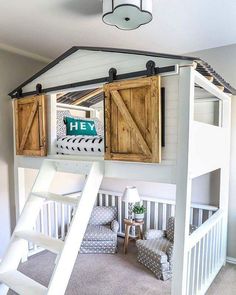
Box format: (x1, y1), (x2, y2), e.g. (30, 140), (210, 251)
(57, 136), (104, 156)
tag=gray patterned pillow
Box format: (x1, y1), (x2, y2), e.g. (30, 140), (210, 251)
(57, 110), (71, 138)
(166, 217), (175, 242)
(166, 217), (198, 242)
(89, 207), (117, 226)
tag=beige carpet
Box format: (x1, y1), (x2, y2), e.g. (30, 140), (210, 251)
(207, 263), (236, 295)
(8, 239), (170, 295)
(7, 239), (236, 295)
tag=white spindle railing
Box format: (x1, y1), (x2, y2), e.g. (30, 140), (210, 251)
(27, 189), (218, 257)
(186, 209), (224, 295)
(97, 190), (218, 235)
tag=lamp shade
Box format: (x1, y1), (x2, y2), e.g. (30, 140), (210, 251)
(122, 186), (140, 203)
(102, 0), (153, 30)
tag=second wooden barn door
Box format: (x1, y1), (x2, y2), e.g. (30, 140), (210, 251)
(104, 76), (161, 163)
(14, 95), (47, 156)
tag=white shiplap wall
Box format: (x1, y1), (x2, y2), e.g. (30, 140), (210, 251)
(22, 49), (192, 93)
(161, 76), (179, 162)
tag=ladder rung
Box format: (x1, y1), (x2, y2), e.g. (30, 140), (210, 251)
(0, 270), (47, 295)
(32, 192), (79, 205)
(15, 231), (64, 254)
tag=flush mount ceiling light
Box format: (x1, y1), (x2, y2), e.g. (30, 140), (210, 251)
(102, 0), (153, 30)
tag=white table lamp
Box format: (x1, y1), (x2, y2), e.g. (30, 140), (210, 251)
(122, 186), (140, 220)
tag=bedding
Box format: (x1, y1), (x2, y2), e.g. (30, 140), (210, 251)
(56, 110), (104, 156)
(56, 135), (104, 155)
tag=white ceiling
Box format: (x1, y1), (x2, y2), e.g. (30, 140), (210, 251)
(0, 0), (235, 61)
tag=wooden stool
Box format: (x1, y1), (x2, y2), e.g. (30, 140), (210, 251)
(123, 218), (144, 254)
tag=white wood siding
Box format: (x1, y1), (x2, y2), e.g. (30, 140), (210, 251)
(194, 100), (219, 126)
(161, 76), (179, 162)
(22, 49), (192, 93)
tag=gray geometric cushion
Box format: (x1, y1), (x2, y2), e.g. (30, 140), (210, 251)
(145, 229), (166, 240)
(111, 220), (119, 233)
(57, 110), (71, 138)
(81, 240), (116, 249)
(166, 217), (197, 242)
(166, 217), (175, 242)
(89, 206), (117, 226)
(83, 225), (117, 241)
(136, 238), (172, 263)
(136, 238), (172, 280)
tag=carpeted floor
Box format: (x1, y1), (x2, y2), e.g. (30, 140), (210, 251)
(7, 238), (236, 295)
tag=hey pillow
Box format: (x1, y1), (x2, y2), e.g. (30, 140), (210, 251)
(64, 117), (97, 136)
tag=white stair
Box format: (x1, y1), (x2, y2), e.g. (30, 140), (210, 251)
(32, 192), (79, 205)
(0, 159), (104, 295)
(0, 270), (47, 295)
(15, 231), (64, 254)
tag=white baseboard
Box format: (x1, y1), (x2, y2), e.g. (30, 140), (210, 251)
(226, 256), (236, 264)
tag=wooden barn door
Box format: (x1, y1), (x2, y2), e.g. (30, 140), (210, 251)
(104, 76), (161, 163)
(14, 95), (47, 156)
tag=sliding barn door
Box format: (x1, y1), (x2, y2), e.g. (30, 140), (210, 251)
(14, 95), (47, 156)
(104, 76), (161, 163)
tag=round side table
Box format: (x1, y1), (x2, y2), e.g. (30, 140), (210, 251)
(123, 218), (144, 254)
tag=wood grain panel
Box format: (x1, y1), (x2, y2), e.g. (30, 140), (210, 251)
(14, 95), (47, 156)
(104, 76), (161, 163)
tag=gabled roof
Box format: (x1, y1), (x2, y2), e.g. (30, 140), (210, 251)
(9, 46), (236, 97)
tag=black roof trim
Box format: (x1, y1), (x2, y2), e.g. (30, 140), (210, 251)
(9, 46), (236, 96)
(8, 46), (78, 96)
(8, 46), (198, 97)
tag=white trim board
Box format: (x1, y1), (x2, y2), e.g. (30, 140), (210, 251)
(0, 42), (52, 63)
(226, 256), (236, 264)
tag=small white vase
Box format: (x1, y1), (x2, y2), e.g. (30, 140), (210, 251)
(134, 213), (144, 222)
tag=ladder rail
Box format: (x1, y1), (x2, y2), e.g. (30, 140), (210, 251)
(0, 160), (57, 274)
(47, 161), (104, 295)
(0, 159), (104, 295)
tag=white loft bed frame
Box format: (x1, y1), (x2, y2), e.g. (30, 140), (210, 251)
(10, 48), (232, 295)
(49, 100), (101, 155)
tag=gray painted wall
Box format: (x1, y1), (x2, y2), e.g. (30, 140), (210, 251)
(188, 43), (236, 259)
(0, 50), (45, 258)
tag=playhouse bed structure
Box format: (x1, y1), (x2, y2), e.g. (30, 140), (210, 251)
(0, 47), (235, 295)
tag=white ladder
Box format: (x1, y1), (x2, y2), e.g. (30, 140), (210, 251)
(0, 159), (104, 295)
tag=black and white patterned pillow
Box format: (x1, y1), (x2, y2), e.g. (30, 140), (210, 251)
(166, 217), (175, 242)
(57, 110), (70, 139)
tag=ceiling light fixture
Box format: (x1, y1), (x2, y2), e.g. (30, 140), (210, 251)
(102, 0), (153, 30)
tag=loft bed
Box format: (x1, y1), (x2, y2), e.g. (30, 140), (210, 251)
(56, 103), (104, 156)
(55, 88), (105, 156)
(4, 47), (236, 295)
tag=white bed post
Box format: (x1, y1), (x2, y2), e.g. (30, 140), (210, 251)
(171, 66), (195, 295)
(48, 94), (57, 156)
(14, 167), (26, 218)
(219, 97), (231, 264)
